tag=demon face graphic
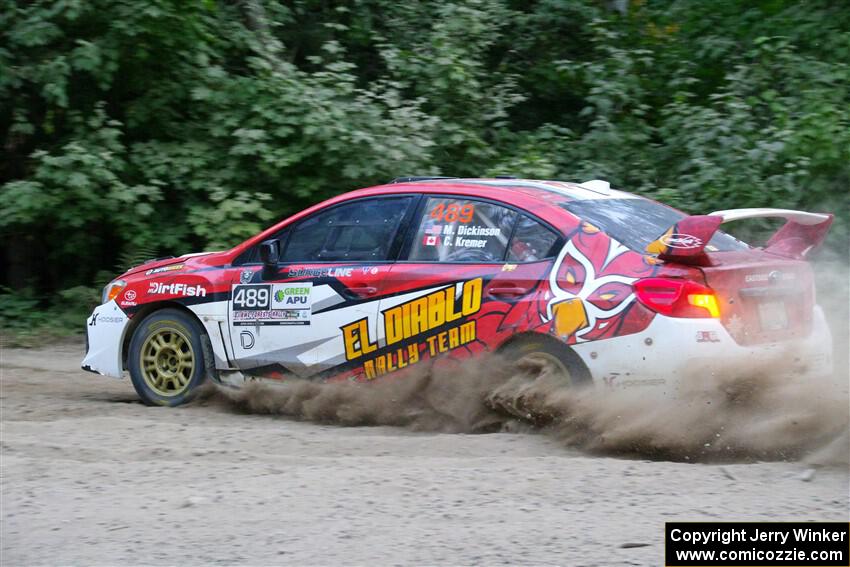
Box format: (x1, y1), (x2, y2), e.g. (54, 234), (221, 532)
(542, 223), (656, 343)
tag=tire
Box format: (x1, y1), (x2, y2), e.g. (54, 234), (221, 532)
(486, 335), (590, 424)
(501, 334), (591, 387)
(128, 308), (211, 407)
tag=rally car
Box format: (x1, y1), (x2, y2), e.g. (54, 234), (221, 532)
(82, 177), (834, 406)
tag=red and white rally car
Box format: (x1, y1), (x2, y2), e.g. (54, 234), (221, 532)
(83, 177), (834, 406)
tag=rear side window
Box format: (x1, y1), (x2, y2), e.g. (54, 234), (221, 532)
(507, 215), (559, 262)
(561, 199), (748, 252)
(281, 196), (413, 262)
(408, 197), (518, 263)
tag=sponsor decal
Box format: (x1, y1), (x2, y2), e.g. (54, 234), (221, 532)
(620, 378), (666, 388)
(233, 309), (310, 327)
(287, 266), (353, 278)
(148, 282), (207, 297)
(726, 313), (746, 341)
(605, 377), (667, 389)
(696, 330), (720, 343)
(240, 330), (255, 349)
(145, 263), (184, 276)
(381, 279), (482, 347)
(360, 266), (380, 275)
(501, 263), (518, 272)
(659, 233), (703, 250)
(240, 269), (254, 284)
(233, 309), (308, 325)
(359, 322), (477, 380)
(272, 284), (311, 308)
(90, 313), (124, 326)
(232, 283), (311, 326)
(744, 271), (795, 283)
(124, 290), (137, 301)
(341, 278), (483, 380)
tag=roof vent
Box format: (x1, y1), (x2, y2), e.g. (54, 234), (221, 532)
(579, 179), (611, 195)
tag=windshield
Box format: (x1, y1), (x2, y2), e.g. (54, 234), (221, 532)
(561, 198), (748, 252)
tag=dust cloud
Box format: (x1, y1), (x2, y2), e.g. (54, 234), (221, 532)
(201, 260), (849, 465)
(199, 356), (513, 434)
(201, 349), (848, 465)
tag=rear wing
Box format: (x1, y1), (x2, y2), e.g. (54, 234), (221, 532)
(646, 208), (833, 264)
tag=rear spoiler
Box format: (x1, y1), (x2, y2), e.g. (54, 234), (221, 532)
(646, 208), (833, 264)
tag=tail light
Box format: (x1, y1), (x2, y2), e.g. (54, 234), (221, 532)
(634, 278), (720, 318)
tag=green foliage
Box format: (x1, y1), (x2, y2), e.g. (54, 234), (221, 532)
(0, 285), (98, 345)
(1, 0), (848, 331)
(0, 287), (44, 330)
(116, 243), (160, 275)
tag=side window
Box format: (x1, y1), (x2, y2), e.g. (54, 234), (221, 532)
(407, 197), (518, 263)
(507, 215), (560, 262)
(281, 197), (413, 262)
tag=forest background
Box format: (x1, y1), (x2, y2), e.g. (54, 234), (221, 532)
(1, 0), (847, 340)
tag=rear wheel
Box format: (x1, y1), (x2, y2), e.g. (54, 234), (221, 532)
(487, 335), (590, 424)
(128, 309), (210, 406)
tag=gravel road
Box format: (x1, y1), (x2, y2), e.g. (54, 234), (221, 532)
(1, 342), (847, 566)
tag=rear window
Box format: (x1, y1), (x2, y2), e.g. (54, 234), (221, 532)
(561, 199), (748, 252)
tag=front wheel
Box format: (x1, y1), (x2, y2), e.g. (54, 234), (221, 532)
(128, 309), (210, 406)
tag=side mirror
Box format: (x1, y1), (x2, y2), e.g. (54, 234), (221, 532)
(259, 240), (280, 266)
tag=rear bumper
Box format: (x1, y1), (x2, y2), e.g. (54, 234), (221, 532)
(80, 301), (130, 379)
(571, 306), (833, 395)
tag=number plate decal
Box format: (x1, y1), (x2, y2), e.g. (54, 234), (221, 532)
(232, 285), (272, 310)
(231, 284), (312, 326)
(757, 300), (788, 331)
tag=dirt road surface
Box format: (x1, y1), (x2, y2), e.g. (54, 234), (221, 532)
(2, 343), (848, 566)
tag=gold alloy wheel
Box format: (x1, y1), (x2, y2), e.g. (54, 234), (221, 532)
(518, 351), (573, 387)
(484, 349), (575, 425)
(140, 326), (195, 397)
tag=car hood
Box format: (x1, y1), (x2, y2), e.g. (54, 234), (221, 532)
(121, 251), (222, 278)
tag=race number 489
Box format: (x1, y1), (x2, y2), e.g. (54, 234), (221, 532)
(430, 203), (474, 223)
(232, 285), (271, 310)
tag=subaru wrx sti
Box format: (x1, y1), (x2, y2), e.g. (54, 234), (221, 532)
(83, 178), (833, 406)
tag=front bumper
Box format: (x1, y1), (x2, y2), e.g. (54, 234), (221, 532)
(572, 305), (833, 396)
(81, 300), (130, 378)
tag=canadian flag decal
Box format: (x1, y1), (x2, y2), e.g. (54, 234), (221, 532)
(423, 235), (440, 246)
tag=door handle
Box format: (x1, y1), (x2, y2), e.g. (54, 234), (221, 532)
(488, 286), (529, 298)
(346, 285), (378, 299)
